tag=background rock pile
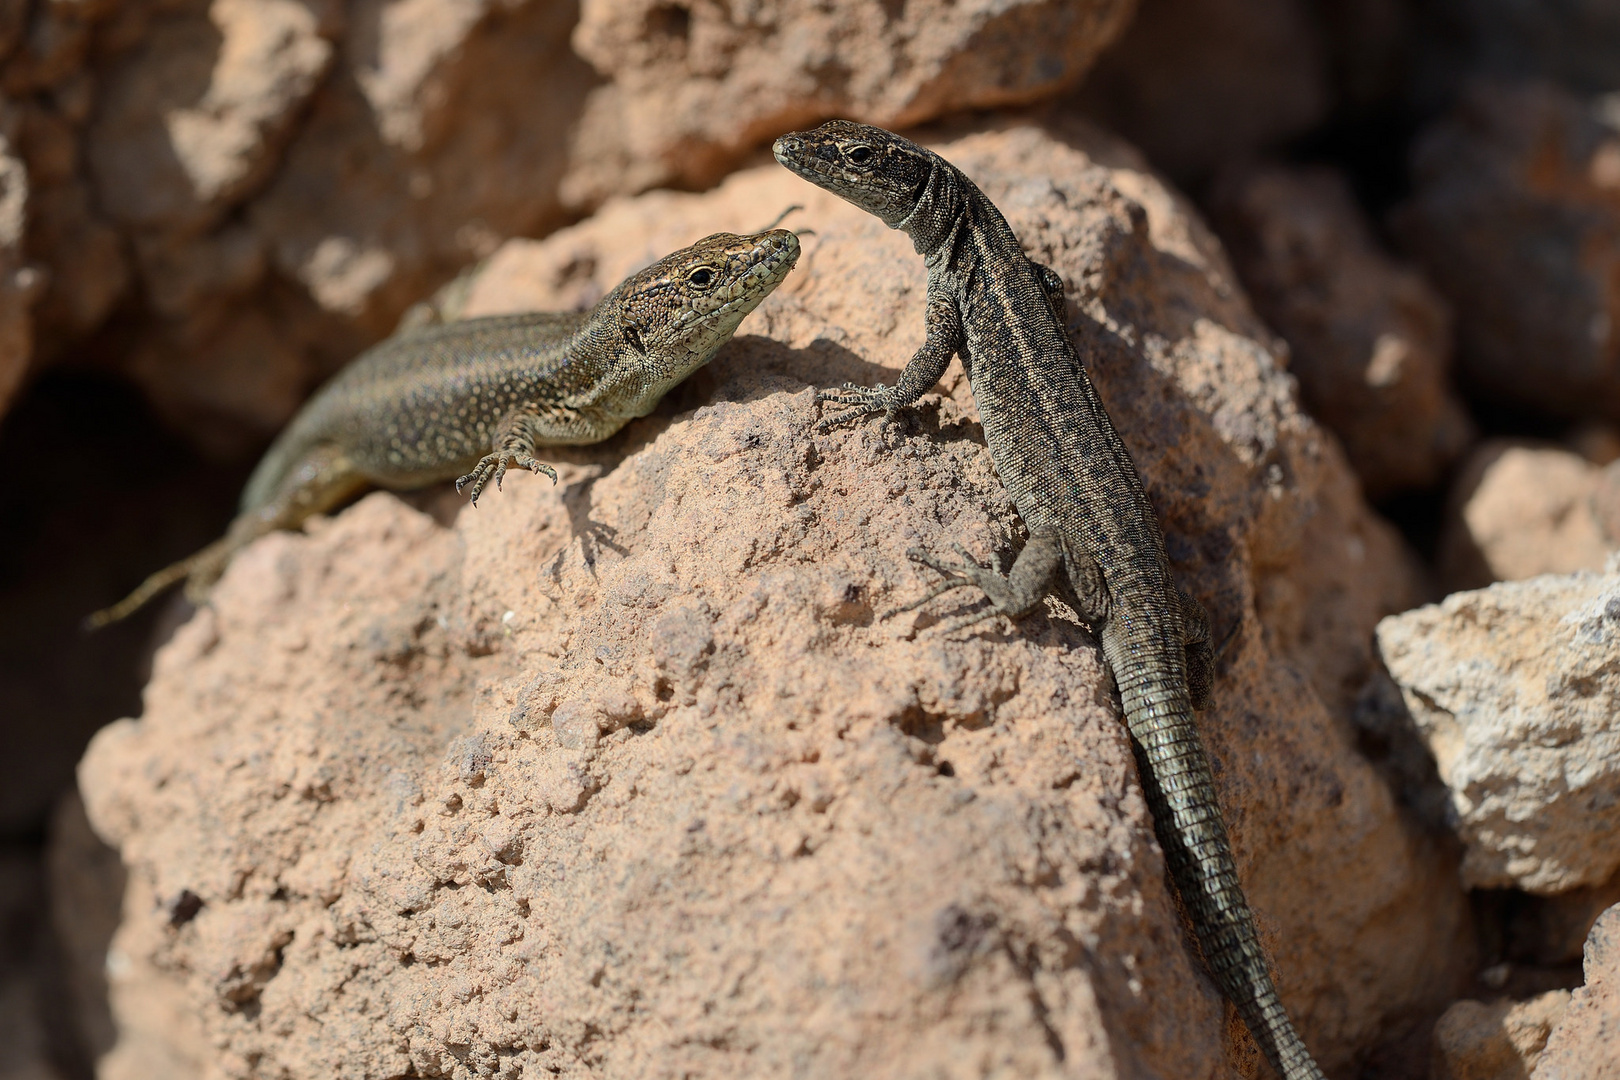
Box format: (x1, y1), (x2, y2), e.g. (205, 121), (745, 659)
(2, 1), (1618, 1077)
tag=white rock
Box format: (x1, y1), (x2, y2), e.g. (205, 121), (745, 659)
(1377, 559), (1620, 893)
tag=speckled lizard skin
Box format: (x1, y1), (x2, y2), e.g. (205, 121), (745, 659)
(92, 229), (800, 627)
(774, 121), (1323, 1080)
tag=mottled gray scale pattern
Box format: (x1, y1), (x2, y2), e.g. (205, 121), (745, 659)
(775, 122), (1323, 1080)
(92, 230), (799, 627)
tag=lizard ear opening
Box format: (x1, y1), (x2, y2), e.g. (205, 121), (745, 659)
(622, 323), (646, 355)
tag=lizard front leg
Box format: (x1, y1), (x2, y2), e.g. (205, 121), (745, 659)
(457, 407), (560, 505)
(817, 277), (962, 436)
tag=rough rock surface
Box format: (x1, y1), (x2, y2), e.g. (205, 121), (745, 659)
(1376, 561), (1620, 894)
(1209, 162), (1473, 499)
(1439, 442), (1619, 592)
(1071, 0), (1330, 181)
(1396, 80), (1620, 423)
(1533, 904), (1620, 1080)
(566, 0), (1137, 204)
(1432, 991), (1570, 1080)
(79, 121), (1467, 1078)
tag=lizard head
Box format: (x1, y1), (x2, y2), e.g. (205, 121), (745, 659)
(772, 120), (934, 228)
(605, 228), (800, 387)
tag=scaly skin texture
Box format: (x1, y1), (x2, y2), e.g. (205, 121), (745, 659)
(774, 121), (1325, 1080)
(91, 229), (800, 627)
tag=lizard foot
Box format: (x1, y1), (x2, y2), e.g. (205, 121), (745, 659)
(881, 544), (1004, 636)
(456, 451), (559, 505)
(894, 542), (1050, 638)
(815, 382), (908, 439)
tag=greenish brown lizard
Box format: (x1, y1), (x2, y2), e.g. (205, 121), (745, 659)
(92, 228), (801, 627)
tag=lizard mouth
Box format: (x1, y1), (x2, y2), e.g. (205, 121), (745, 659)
(772, 139), (840, 184)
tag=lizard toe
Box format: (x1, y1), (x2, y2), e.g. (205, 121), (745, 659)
(456, 456), (502, 505)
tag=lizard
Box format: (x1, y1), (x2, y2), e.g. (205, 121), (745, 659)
(773, 121), (1325, 1080)
(90, 227), (801, 627)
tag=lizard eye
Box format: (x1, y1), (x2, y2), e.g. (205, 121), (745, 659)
(845, 144), (875, 167)
(687, 267), (716, 288)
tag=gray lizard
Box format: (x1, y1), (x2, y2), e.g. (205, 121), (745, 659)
(774, 121), (1324, 1080)
(92, 228), (801, 627)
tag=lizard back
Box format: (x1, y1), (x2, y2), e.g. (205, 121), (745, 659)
(244, 311), (588, 509)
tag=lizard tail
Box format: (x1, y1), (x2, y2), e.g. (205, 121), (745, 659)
(1127, 700), (1326, 1080)
(85, 536), (234, 630)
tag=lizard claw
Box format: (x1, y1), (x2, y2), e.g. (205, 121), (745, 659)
(456, 451), (559, 505)
(882, 545), (973, 620)
(905, 544), (969, 578)
(888, 544), (1007, 639)
(814, 382), (906, 438)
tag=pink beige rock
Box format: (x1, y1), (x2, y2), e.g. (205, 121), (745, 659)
(565, 0), (1137, 203)
(1439, 441), (1617, 592)
(1208, 162), (1473, 499)
(79, 121), (1468, 1077)
(1533, 904), (1620, 1080)
(1432, 992), (1570, 1080)
(0, 99), (40, 417)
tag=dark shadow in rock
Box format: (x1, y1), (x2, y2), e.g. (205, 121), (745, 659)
(0, 371), (245, 834)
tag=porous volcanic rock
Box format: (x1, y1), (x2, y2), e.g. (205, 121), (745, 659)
(79, 120), (1466, 1078)
(1209, 162), (1473, 499)
(1533, 904), (1620, 1080)
(1377, 561), (1620, 894)
(1397, 80), (1620, 423)
(1439, 442), (1618, 592)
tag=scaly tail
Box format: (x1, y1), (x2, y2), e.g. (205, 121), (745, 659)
(1124, 685), (1325, 1080)
(85, 535), (236, 629)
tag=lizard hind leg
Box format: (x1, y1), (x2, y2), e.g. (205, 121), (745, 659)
(1177, 585), (1215, 710)
(900, 527), (1068, 627)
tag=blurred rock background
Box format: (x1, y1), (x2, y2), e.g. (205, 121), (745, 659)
(3, 0), (1620, 1076)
